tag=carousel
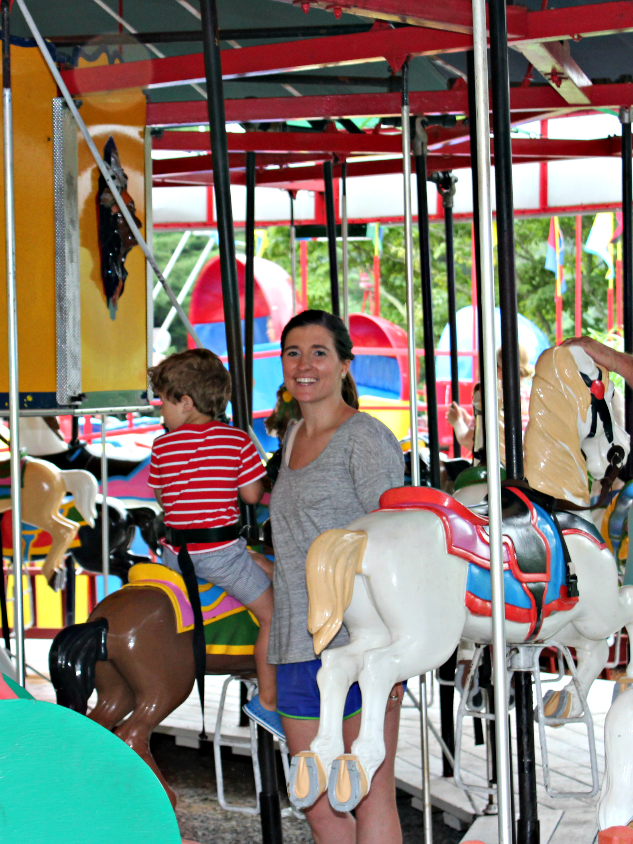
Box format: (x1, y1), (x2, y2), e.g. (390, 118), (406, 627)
(2, 1), (633, 844)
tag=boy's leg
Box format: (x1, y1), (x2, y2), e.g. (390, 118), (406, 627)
(248, 549), (273, 580)
(245, 586), (277, 711)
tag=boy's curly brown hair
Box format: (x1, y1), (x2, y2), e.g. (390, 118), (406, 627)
(148, 348), (231, 419)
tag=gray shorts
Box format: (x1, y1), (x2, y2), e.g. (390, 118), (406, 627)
(161, 538), (270, 606)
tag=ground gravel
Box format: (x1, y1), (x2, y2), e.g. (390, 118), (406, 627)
(151, 734), (465, 844)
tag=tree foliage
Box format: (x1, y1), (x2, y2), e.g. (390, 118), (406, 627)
(152, 215), (613, 356)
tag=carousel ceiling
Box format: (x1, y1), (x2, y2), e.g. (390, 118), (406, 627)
(9, 0), (633, 187)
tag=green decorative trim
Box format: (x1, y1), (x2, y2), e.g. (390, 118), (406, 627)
(277, 707), (362, 721)
(77, 389), (149, 410)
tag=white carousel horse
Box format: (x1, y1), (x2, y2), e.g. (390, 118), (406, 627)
(0, 424), (97, 586)
(288, 345), (633, 813)
(599, 680), (633, 829)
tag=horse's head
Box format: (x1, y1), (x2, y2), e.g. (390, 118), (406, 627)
(567, 344), (630, 485)
(525, 345), (629, 508)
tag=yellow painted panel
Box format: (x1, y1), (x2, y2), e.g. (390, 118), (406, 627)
(6, 574), (33, 629)
(78, 89), (147, 393)
(34, 574), (63, 629)
(75, 573), (90, 624)
(0, 46), (57, 394)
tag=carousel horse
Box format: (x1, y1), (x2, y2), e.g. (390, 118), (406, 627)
(287, 345), (633, 813)
(598, 679), (633, 829)
(0, 426), (97, 586)
(49, 560), (259, 808)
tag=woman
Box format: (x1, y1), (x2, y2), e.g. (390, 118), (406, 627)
(269, 309), (405, 844)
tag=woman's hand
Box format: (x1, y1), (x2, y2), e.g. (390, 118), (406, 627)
(561, 336), (618, 371)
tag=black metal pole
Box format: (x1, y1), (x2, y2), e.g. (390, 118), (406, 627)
(438, 649), (457, 777)
(466, 50), (486, 455)
(413, 123), (441, 489)
(323, 159), (341, 317)
(621, 108), (633, 480)
(489, 0), (533, 838)
(436, 172), (460, 458)
(245, 151), (256, 425)
(199, 4), (283, 841)
(489, 0), (522, 482)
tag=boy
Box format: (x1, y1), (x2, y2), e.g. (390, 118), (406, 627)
(148, 348), (283, 740)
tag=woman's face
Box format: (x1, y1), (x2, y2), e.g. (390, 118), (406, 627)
(281, 324), (350, 406)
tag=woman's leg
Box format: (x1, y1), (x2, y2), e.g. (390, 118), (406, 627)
(347, 683), (403, 844)
(283, 715), (357, 844)
(245, 586), (277, 710)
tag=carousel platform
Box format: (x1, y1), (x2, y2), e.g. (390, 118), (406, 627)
(24, 639), (606, 843)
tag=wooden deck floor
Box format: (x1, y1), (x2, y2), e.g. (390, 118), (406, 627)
(24, 640), (607, 843)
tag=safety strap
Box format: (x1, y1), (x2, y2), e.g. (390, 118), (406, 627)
(177, 542), (208, 741)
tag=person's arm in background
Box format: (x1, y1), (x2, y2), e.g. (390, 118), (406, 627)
(563, 336), (633, 387)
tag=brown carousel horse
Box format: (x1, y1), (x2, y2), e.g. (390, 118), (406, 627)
(49, 563), (259, 808)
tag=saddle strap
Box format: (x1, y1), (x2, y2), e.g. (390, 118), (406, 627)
(177, 543), (208, 740)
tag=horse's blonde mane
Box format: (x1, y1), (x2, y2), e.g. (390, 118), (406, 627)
(524, 345), (600, 506)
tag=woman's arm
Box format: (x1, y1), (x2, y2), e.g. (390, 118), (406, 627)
(349, 419), (405, 513)
(562, 336), (633, 387)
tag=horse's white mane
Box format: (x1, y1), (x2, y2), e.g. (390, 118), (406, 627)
(523, 345), (597, 507)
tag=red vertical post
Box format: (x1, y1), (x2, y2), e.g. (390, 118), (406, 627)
(83, 415), (93, 444)
(539, 120), (548, 212)
(205, 184), (214, 226)
(575, 215), (582, 336)
(617, 239), (623, 334)
(300, 239), (308, 309)
(373, 253), (381, 317)
(555, 295), (563, 345)
(608, 286), (615, 332)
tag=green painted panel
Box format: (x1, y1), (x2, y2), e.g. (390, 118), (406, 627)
(0, 700), (180, 844)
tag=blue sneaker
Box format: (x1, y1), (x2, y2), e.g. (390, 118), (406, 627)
(243, 694), (286, 742)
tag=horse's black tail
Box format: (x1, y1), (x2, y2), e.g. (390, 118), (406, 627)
(49, 618), (109, 714)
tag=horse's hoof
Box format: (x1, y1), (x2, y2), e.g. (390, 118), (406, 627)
(612, 676), (633, 704)
(535, 689), (572, 725)
(327, 754), (369, 812)
(288, 751), (327, 809)
(47, 567), (67, 593)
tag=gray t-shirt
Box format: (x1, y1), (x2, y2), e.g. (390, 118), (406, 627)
(268, 411), (405, 664)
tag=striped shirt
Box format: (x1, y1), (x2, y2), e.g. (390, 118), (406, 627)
(148, 421), (266, 553)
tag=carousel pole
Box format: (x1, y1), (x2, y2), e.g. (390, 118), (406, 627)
(341, 161), (349, 328)
(100, 416), (110, 597)
(621, 107), (633, 480)
(245, 151), (256, 422)
(472, 0), (513, 842)
(199, 3), (283, 842)
(466, 50), (486, 450)
(289, 190), (297, 317)
(435, 172), (460, 458)
(323, 159), (341, 317)
(2, 0), (25, 685)
(401, 60), (432, 844)
(491, 0), (537, 836)
(413, 121), (441, 490)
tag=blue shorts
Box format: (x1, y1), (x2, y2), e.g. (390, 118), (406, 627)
(276, 658), (363, 720)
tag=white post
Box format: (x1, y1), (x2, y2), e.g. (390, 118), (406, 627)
(471, 0), (513, 840)
(2, 0), (24, 685)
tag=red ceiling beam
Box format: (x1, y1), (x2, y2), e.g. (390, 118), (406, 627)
(153, 129), (405, 155)
(61, 2), (633, 97)
(272, 0), (526, 37)
(152, 136), (621, 187)
(61, 26), (470, 96)
(146, 83), (633, 127)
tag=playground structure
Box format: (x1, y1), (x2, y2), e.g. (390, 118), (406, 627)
(4, 1), (633, 843)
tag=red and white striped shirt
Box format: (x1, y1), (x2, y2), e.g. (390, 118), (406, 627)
(148, 421), (266, 553)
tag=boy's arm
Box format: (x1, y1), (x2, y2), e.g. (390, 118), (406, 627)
(239, 479), (264, 505)
(154, 489), (163, 508)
